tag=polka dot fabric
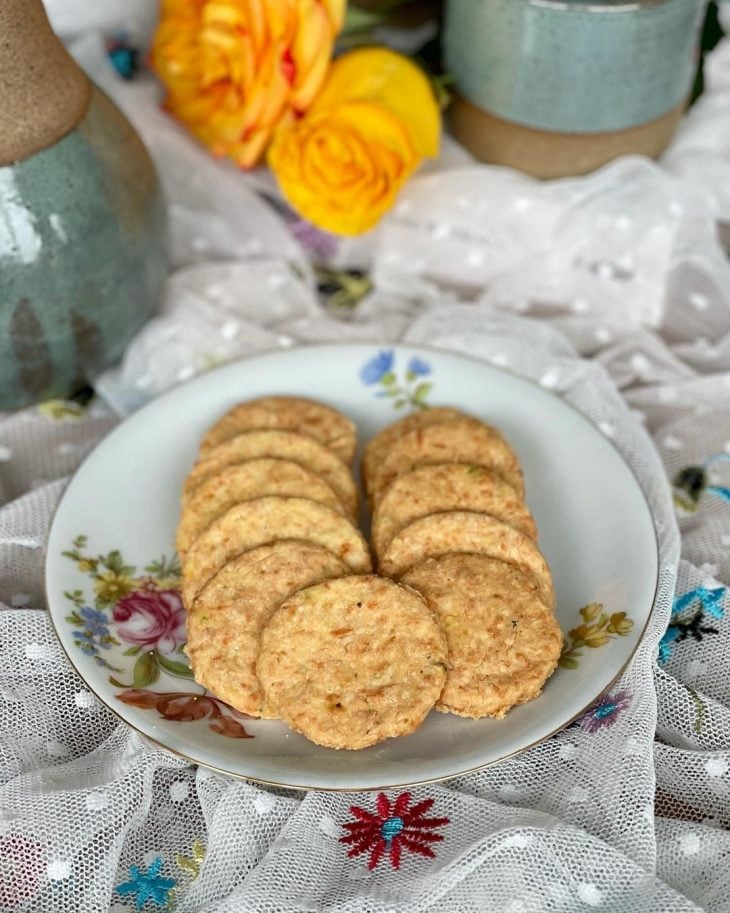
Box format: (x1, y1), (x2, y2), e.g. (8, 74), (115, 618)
(2, 18), (730, 913)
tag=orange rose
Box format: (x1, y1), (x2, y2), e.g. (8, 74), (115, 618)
(151, 0), (346, 168)
(268, 47), (440, 235)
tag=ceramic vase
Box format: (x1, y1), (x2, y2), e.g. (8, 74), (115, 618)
(0, 0), (167, 410)
(444, 0), (707, 179)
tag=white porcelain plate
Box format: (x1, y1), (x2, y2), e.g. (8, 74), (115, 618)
(46, 344), (659, 790)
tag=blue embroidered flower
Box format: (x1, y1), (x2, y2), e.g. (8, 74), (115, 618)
(79, 606), (110, 638)
(658, 626), (681, 665)
(579, 690), (631, 732)
(658, 586), (726, 666)
(360, 350), (395, 386)
(107, 39), (140, 81)
(674, 586), (726, 620)
(117, 858), (176, 910)
(407, 357), (431, 378)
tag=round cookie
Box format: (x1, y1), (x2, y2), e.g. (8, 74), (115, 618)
(379, 511), (554, 608)
(362, 406), (466, 499)
(199, 397), (356, 464)
(256, 575), (447, 749)
(186, 541), (347, 717)
(372, 462), (536, 557)
(369, 418), (525, 505)
(176, 458), (346, 559)
(402, 555), (563, 718)
(181, 496), (372, 607)
(183, 429), (358, 518)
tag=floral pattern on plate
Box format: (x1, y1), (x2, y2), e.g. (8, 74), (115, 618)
(559, 603), (635, 670)
(359, 349), (433, 410)
(62, 536), (252, 739)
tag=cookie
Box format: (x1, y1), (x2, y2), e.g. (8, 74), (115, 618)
(256, 575), (447, 749)
(199, 396), (356, 464)
(402, 554), (562, 718)
(362, 406), (466, 500)
(379, 511), (554, 608)
(183, 429), (358, 519)
(186, 541), (347, 717)
(176, 458), (346, 559)
(372, 462), (536, 557)
(369, 417), (525, 505)
(181, 496), (371, 606)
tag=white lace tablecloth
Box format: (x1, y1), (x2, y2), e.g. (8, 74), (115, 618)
(2, 6), (730, 911)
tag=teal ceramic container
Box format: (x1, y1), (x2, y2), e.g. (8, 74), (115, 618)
(0, 0), (166, 411)
(444, 0), (707, 135)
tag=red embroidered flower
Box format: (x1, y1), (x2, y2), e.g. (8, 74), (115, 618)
(341, 792), (449, 870)
(112, 589), (186, 653)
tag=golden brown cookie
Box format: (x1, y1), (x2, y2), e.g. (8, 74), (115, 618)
(185, 541), (347, 717)
(256, 575), (447, 749)
(372, 462), (536, 557)
(362, 406), (466, 501)
(181, 496), (371, 606)
(369, 417), (525, 505)
(176, 458), (346, 559)
(403, 555), (563, 718)
(199, 396), (356, 464)
(182, 429), (358, 519)
(379, 511), (554, 608)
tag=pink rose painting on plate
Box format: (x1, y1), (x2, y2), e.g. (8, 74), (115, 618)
(62, 535), (252, 739)
(113, 589), (186, 654)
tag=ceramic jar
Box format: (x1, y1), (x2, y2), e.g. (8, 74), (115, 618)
(0, 0), (167, 410)
(444, 0), (707, 179)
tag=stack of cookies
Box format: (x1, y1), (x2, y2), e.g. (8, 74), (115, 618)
(180, 397), (372, 719)
(179, 396), (562, 750)
(364, 408), (563, 720)
(180, 396), (448, 751)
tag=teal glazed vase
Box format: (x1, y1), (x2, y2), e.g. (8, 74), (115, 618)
(444, 0), (707, 177)
(0, 0), (167, 410)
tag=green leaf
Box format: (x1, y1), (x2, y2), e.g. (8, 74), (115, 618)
(405, 370), (416, 382)
(380, 372), (396, 387)
(73, 535), (88, 549)
(65, 612), (83, 626)
(157, 653), (194, 678)
(558, 656), (579, 670)
(394, 399), (407, 409)
(144, 553), (181, 580)
(123, 645), (142, 656)
(133, 651), (160, 688)
(412, 382), (432, 405)
(108, 676), (131, 689)
(102, 551), (136, 577)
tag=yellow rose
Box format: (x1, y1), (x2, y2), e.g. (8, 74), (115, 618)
(268, 47), (440, 235)
(151, 0), (345, 169)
